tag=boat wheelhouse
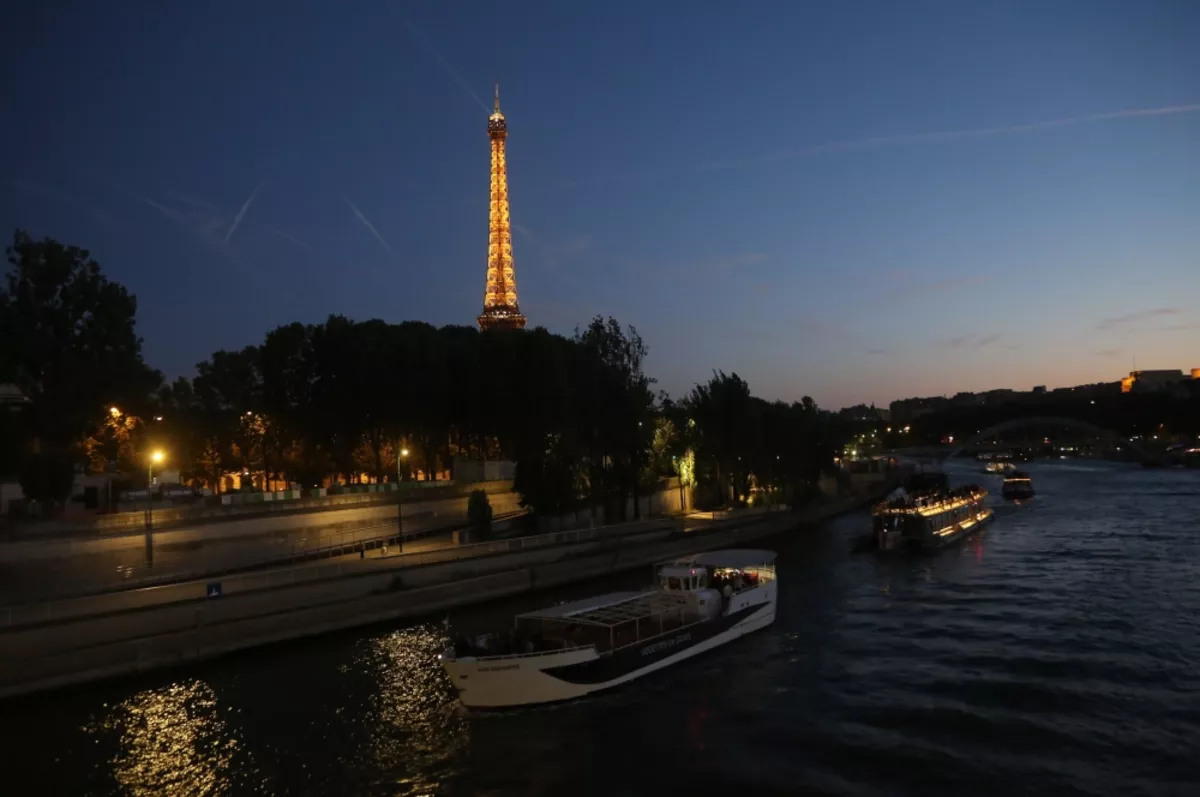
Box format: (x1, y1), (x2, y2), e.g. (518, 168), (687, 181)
(440, 549), (777, 708)
(872, 479), (993, 550)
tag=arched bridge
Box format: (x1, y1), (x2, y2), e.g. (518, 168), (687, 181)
(896, 416), (1152, 463)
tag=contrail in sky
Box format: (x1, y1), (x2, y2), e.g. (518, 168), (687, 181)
(267, 227), (313, 251)
(548, 102), (1200, 191)
(699, 103), (1200, 172)
(224, 181), (264, 243)
(341, 193), (392, 253)
(402, 17), (490, 114)
(138, 195), (182, 221)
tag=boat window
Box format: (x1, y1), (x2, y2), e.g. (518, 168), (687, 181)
(667, 576), (681, 591)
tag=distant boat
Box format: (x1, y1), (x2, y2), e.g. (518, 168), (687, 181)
(1001, 471), (1035, 500)
(866, 473), (993, 551)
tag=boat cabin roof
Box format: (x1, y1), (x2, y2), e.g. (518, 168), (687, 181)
(666, 548), (777, 570)
(658, 564), (703, 579)
(516, 590), (689, 628)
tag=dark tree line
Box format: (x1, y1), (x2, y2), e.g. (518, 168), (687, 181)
(1, 231), (844, 515)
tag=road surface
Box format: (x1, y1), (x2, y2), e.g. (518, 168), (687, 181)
(0, 493), (520, 603)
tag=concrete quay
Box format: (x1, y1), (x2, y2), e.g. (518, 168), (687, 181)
(0, 491), (885, 700)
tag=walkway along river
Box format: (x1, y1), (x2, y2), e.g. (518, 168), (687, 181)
(0, 462), (1196, 796)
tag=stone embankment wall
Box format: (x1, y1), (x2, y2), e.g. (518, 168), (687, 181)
(0, 486), (892, 700)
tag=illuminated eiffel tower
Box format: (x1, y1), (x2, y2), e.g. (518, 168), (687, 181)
(477, 83), (527, 331)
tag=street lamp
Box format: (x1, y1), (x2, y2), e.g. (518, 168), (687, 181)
(145, 449), (165, 566)
(396, 447), (410, 551)
(146, 449), (164, 525)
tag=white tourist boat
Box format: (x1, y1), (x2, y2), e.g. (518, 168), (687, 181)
(440, 549), (778, 708)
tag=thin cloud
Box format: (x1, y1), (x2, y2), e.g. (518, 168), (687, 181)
(866, 348), (889, 356)
(547, 103), (1200, 191)
(139, 195), (182, 221)
(4, 178), (121, 227)
(711, 252), (767, 272)
(923, 274), (995, 294)
(974, 333), (1001, 349)
(402, 17), (490, 114)
(1095, 348), (1122, 358)
(948, 333), (1001, 350)
(871, 272), (994, 303)
(224, 181), (265, 243)
(168, 192), (222, 212)
(341, 193), (392, 253)
(1097, 307), (1182, 330)
(266, 226), (313, 250)
(646, 251), (768, 279)
(514, 225), (591, 270)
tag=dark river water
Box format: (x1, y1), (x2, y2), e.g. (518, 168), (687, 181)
(2, 461), (1198, 796)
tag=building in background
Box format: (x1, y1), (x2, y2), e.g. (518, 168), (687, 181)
(1120, 369), (1195, 394)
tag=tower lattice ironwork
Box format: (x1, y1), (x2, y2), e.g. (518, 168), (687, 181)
(477, 83), (526, 331)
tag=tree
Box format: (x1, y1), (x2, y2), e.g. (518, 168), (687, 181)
(1, 231), (161, 456)
(467, 489), (493, 540)
(19, 450), (76, 511)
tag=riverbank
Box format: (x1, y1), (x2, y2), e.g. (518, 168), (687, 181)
(0, 488), (891, 700)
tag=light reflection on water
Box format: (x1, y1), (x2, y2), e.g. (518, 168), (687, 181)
(351, 624), (469, 795)
(84, 679), (263, 796)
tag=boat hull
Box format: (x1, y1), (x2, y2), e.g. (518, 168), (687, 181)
(918, 506), (994, 548)
(442, 584), (776, 708)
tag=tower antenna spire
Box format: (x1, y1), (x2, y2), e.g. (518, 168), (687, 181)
(494, 82), (501, 114)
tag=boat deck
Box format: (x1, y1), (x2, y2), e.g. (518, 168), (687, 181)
(519, 590), (691, 628)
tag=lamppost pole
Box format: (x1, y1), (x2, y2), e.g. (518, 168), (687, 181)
(145, 449), (164, 566)
(397, 447), (409, 552)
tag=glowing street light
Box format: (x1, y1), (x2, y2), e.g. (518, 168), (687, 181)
(396, 447), (411, 552)
(110, 406), (121, 418)
(145, 449), (167, 563)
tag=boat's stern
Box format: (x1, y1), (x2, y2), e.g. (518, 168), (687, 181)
(440, 645), (600, 708)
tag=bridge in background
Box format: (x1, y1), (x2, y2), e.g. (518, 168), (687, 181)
(889, 416), (1154, 463)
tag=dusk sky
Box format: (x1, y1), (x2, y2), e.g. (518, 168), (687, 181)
(3, 1), (1198, 409)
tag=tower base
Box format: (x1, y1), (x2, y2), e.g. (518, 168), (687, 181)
(478, 308), (527, 331)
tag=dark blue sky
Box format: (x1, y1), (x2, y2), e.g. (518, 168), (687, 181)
(4, 1), (1198, 408)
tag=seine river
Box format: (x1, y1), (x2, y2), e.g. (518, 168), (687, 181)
(2, 462), (1198, 796)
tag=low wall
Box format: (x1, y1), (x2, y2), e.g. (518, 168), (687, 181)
(536, 479), (692, 533)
